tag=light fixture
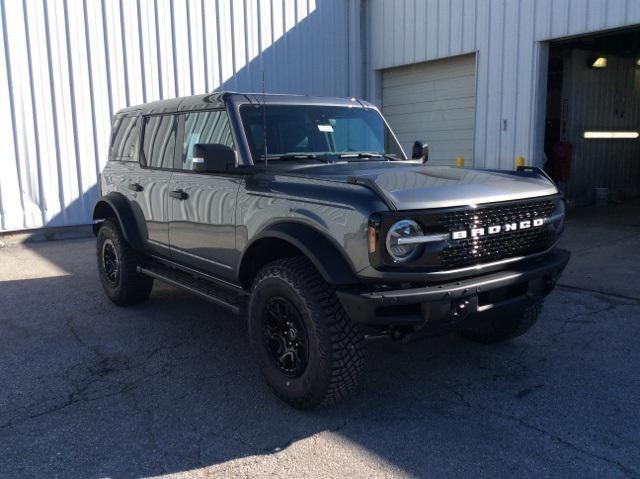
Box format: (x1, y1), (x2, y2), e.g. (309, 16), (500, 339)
(591, 56), (608, 68)
(386, 219), (424, 262)
(635, 58), (640, 67)
(583, 131), (639, 139)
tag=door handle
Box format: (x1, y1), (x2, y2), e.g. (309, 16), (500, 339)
(169, 189), (189, 200)
(128, 182), (143, 192)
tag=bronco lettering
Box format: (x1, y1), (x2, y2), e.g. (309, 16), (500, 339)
(452, 217), (546, 239)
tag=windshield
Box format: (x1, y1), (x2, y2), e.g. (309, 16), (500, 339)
(239, 104), (405, 162)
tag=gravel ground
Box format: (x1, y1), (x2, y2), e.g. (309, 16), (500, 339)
(0, 213), (639, 478)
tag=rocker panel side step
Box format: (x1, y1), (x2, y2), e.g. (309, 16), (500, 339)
(137, 263), (247, 314)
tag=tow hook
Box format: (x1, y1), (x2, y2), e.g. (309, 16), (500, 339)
(453, 299), (471, 319)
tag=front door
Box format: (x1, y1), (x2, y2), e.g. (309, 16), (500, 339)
(169, 109), (241, 279)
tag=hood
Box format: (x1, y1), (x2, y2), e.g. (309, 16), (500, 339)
(278, 162), (558, 210)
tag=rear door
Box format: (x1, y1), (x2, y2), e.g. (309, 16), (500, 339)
(103, 113), (144, 203)
(168, 109), (242, 279)
(134, 114), (177, 253)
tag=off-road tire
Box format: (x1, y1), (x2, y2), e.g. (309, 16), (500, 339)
(96, 219), (153, 306)
(458, 299), (544, 344)
(248, 256), (365, 409)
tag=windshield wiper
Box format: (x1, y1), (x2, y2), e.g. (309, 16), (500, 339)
(338, 152), (400, 161)
(278, 153), (318, 160)
(255, 153), (332, 163)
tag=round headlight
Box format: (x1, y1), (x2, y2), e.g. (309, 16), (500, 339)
(386, 219), (424, 262)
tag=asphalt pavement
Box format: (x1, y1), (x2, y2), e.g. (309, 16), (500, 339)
(0, 203), (639, 478)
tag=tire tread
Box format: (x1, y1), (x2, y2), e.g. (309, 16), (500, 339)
(97, 219), (153, 306)
(250, 256), (365, 409)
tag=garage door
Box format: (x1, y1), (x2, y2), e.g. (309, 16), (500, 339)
(382, 54), (476, 166)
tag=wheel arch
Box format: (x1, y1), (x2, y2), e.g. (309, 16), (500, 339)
(238, 222), (359, 289)
(92, 193), (145, 251)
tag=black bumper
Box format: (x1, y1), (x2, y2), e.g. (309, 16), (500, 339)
(336, 249), (570, 327)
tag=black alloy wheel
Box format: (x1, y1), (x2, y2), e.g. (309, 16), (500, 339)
(101, 238), (120, 286)
(96, 219), (153, 306)
(262, 296), (309, 378)
(248, 256), (366, 409)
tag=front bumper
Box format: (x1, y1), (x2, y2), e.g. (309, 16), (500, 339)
(336, 249), (570, 327)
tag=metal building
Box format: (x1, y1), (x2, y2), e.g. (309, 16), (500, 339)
(0, 0), (357, 232)
(1, 0), (639, 232)
(366, 0), (640, 204)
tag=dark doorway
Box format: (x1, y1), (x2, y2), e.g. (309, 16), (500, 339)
(544, 28), (640, 206)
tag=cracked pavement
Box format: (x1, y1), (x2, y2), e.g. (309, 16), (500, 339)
(1, 204), (639, 478)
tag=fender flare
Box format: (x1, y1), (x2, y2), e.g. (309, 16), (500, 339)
(244, 222), (359, 285)
(92, 192), (145, 251)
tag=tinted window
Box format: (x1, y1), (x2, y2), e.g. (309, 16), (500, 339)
(142, 115), (176, 169)
(239, 105), (404, 161)
(109, 116), (138, 161)
(332, 116), (383, 153)
(181, 110), (234, 171)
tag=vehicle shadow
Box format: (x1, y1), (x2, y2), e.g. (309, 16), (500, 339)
(2, 238), (639, 478)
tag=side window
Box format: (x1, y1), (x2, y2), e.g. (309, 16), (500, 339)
(181, 110), (234, 171)
(142, 115), (177, 169)
(109, 116), (139, 161)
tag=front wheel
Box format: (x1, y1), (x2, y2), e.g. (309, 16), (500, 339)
(458, 299), (544, 344)
(96, 219), (153, 306)
(248, 257), (365, 409)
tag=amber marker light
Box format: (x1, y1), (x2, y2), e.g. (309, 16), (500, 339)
(368, 224), (378, 254)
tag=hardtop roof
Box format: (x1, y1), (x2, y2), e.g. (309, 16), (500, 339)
(114, 92), (377, 116)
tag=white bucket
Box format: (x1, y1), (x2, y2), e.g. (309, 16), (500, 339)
(594, 187), (609, 206)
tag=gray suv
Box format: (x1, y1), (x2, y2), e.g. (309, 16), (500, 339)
(94, 92), (569, 409)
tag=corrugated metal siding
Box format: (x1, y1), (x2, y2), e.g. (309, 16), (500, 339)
(0, 0), (353, 232)
(562, 49), (640, 202)
(367, 0), (640, 170)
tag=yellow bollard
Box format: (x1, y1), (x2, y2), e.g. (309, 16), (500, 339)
(515, 156), (525, 168)
(455, 156), (465, 168)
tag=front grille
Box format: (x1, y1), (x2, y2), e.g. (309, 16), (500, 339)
(438, 199), (556, 269)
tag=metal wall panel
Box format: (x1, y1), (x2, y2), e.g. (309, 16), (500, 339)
(367, 0), (640, 170)
(0, 0), (354, 232)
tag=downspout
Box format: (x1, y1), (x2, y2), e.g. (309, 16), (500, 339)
(347, 0), (366, 99)
(359, 0), (368, 99)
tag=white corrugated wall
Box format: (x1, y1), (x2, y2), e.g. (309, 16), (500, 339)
(366, 0), (640, 170)
(6, 0), (639, 233)
(0, 0), (357, 232)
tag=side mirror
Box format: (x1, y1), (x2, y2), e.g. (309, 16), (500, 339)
(412, 140), (429, 163)
(192, 144), (236, 173)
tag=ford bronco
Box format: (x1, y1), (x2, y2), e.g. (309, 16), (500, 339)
(94, 92), (569, 409)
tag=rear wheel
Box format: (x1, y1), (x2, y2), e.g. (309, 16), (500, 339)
(96, 219), (153, 306)
(458, 299), (543, 344)
(248, 257), (365, 409)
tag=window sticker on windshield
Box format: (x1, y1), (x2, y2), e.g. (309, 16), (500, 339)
(318, 124), (333, 132)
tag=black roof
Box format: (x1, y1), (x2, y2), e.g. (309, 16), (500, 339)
(116, 92), (377, 116)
